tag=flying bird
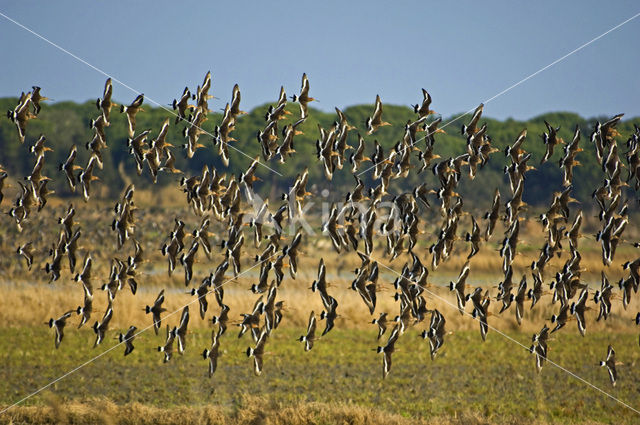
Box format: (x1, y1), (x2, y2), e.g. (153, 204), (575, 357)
(246, 329), (269, 376)
(118, 325), (137, 356)
(145, 289), (166, 335)
(599, 345), (618, 387)
(291, 73), (315, 119)
(202, 329), (220, 377)
(377, 324), (400, 379)
(47, 310), (75, 349)
(366, 95), (391, 135)
(120, 94), (145, 138)
(97, 78), (117, 123)
(298, 311), (317, 351)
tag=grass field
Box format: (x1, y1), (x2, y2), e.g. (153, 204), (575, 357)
(1, 198), (640, 424)
(1, 325), (640, 425)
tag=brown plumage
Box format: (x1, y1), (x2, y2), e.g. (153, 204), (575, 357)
(292, 73), (315, 119)
(97, 78), (117, 123)
(366, 95), (391, 135)
(120, 94), (145, 137)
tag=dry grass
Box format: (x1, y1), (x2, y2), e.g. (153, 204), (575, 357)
(1, 195), (640, 424)
(2, 271), (639, 336)
(0, 395), (621, 425)
(1, 395), (422, 425)
(0, 199), (638, 334)
(1, 199), (638, 336)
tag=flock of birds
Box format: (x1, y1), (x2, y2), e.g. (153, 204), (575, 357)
(3, 72), (640, 389)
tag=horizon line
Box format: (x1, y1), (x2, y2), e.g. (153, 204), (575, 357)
(0, 95), (636, 124)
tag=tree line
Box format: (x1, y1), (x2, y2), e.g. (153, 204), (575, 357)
(1, 95), (638, 208)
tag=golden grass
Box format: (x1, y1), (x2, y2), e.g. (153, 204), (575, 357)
(2, 174), (639, 423)
(1, 395), (415, 425)
(0, 394), (615, 425)
(1, 194), (638, 343)
(2, 268), (639, 336)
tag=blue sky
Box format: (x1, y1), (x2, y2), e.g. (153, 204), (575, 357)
(1, 1), (639, 120)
